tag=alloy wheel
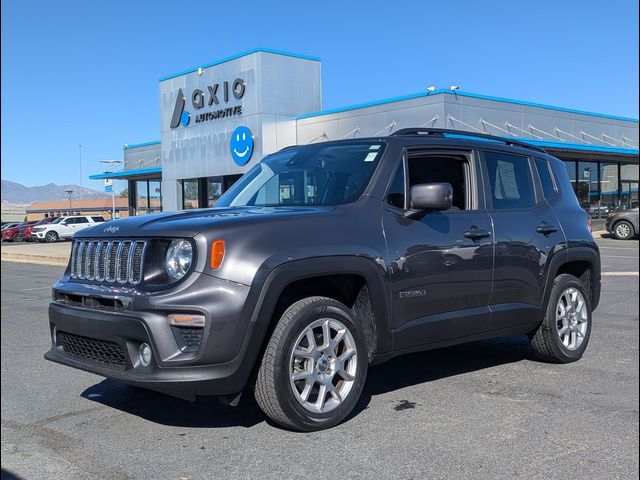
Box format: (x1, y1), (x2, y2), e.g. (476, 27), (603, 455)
(556, 287), (588, 351)
(289, 318), (358, 414)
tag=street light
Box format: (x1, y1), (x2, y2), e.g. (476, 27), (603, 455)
(99, 160), (125, 219)
(64, 189), (74, 214)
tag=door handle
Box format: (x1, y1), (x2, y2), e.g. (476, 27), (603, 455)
(536, 222), (559, 235)
(464, 228), (492, 240)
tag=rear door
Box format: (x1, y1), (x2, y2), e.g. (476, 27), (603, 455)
(480, 150), (562, 329)
(383, 148), (494, 349)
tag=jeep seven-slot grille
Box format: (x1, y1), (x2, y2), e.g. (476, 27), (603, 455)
(70, 239), (147, 284)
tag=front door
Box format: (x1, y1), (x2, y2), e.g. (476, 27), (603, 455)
(383, 149), (494, 349)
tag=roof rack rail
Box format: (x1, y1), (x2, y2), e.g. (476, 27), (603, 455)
(390, 128), (547, 153)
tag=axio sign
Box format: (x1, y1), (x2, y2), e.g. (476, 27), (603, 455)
(170, 78), (246, 128)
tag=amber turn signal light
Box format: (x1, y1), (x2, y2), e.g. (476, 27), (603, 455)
(168, 313), (205, 327)
(210, 240), (225, 269)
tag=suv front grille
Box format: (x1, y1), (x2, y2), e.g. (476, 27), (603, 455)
(70, 239), (147, 285)
(56, 331), (127, 369)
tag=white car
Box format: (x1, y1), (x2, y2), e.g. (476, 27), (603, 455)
(32, 215), (105, 243)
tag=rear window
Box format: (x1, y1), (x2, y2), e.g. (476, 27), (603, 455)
(535, 159), (556, 199)
(91, 216), (105, 222)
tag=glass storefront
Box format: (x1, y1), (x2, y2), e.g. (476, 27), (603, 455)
(207, 177), (223, 207)
(182, 178), (199, 210)
(136, 181), (149, 215)
(562, 159), (639, 218)
(134, 179), (163, 215)
(149, 181), (162, 213)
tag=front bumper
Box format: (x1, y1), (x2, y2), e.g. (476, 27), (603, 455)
(45, 272), (262, 398)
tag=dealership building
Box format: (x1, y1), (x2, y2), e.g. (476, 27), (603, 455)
(90, 48), (639, 217)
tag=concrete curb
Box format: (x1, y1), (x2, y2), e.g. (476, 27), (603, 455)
(1, 252), (68, 266)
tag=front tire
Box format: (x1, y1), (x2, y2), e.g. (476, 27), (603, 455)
(254, 296), (368, 431)
(45, 231), (58, 243)
(613, 220), (634, 240)
(530, 274), (592, 363)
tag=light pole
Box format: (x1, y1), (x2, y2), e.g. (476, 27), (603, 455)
(99, 160), (125, 219)
(64, 189), (74, 214)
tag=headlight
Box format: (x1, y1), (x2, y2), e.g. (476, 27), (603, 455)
(165, 240), (193, 280)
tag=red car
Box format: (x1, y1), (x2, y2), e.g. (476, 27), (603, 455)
(2, 221), (35, 242)
(19, 217), (58, 241)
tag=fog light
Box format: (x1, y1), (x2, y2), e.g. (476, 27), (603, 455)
(139, 343), (152, 367)
(168, 313), (206, 327)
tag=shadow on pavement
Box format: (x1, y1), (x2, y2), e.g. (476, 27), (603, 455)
(1, 468), (24, 480)
(351, 335), (536, 417)
(81, 379), (264, 429)
(81, 335), (535, 429)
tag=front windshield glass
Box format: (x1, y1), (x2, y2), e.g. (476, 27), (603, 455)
(215, 142), (385, 207)
(52, 217), (65, 224)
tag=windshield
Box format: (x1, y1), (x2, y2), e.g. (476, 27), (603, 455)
(215, 142), (385, 207)
(52, 217), (65, 224)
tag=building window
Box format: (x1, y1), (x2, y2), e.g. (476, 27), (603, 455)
(136, 181), (149, 215)
(149, 181), (162, 212)
(207, 177), (223, 207)
(620, 164), (639, 210)
(599, 163), (619, 213)
(182, 179), (199, 210)
(576, 161), (599, 211)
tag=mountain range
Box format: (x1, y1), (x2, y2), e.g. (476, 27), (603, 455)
(1, 179), (110, 205)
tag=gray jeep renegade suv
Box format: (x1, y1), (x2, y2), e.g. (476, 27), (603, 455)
(45, 128), (601, 431)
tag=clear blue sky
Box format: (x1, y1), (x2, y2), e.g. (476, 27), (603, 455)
(2, 0), (638, 191)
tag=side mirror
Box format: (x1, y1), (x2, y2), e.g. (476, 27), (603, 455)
(409, 182), (453, 213)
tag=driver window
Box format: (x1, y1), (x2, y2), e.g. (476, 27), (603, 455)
(407, 154), (469, 211)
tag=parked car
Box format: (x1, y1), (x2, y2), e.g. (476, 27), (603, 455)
(19, 217), (58, 242)
(582, 204), (610, 218)
(605, 208), (639, 240)
(1, 222), (21, 230)
(46, 128), (601, 431)
(1, 222), (36, 242)
(32, 216), (105, 243)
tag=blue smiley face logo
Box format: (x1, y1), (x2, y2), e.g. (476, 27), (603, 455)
(230, 126), (254, 165)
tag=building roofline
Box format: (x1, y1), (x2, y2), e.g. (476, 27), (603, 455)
(159, 48), (321, 82)
(296, 89), (639, 123)
(123, 140), (161, 150)
(89, 167), (162, 180)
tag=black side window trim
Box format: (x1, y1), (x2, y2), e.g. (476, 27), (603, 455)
(384, 151), (408, 211)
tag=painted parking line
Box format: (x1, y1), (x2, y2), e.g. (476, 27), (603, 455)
(601, 272), (639, 276)
(600, 255), (639, 259)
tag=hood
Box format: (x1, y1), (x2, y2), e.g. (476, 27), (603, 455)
(77, 206), (336, 239)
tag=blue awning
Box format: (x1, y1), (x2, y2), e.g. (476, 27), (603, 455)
(89, 167), (162, 180)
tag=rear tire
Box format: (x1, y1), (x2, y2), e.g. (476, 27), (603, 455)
(45, 231), (58, 243)
(530, 274), (592, 363)
(254, 296), (368, 431)
(613, 220), (634, 240)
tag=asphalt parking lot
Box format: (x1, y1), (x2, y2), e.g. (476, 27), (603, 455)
(1, 237), (638, 480)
